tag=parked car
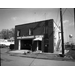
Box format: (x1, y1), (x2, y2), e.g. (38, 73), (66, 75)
(0, 39), (14, 48)
(65, 42), (75, 50)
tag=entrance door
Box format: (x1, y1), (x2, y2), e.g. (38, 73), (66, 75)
(32, 41), (37, 51)
(43, 39), (49, 52)
(38, 41), (42, 50)
(32, 41), (42, 51)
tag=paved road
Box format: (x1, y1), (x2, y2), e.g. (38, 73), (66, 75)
(1, 48), (75, 66)
(1, 54), (34, 66)
(30, 59), (75, 66)
(1, 54), (75, 66)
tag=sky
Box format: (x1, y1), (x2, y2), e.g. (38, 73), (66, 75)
(0, 8), (75, 42)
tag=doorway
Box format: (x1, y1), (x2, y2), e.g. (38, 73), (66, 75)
(21, 39), (33, 50)
(32, 40), (42, 51)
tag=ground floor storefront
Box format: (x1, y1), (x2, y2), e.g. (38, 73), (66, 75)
(15, 35), (54, 53)
(16, 35), (43, 52)
(21, 39), (42, 51)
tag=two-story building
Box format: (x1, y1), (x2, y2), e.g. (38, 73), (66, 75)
(15, 19), (61, 53)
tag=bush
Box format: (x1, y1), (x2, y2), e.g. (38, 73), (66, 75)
(65, 42), (75, 50)
(0, 44), (7, 48)
(66, 50), (75, 59)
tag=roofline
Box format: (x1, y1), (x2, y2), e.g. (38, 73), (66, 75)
(15, 19), (54, 27)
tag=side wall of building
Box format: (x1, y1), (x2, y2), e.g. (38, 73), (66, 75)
(54, 23), (61, 52)
(48, 19), (54, 53)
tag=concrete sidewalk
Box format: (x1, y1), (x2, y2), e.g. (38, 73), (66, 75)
(1, 49), (75, 66)
(8, 50), (75, 62)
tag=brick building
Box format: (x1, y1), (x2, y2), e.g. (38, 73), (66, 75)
(15, 19), (60, 53)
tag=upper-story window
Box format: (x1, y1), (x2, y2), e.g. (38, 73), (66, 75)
(17, 30), (21, 36)
(29, 28), (33, 35)
(29, 29), (31, 35)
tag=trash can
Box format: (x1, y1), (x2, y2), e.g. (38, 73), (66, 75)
(9, 44), (14, 50)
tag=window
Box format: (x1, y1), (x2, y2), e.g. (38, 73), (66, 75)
(29, 28), (33, 35)
(17, 30), (21, 36)
(29, 29), (31, 35)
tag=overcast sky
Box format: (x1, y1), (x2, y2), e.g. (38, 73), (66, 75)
(0, 8), (74, 42)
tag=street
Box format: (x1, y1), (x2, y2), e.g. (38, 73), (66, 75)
(1, 48), (75, 66)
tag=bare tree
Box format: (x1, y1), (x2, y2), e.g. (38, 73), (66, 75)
(0, 28), (15, 39)
(0, 29), (9, 39)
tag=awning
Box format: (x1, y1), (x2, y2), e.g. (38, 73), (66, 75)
(33, 35), (43, 41)
(34, 37), (42, 41)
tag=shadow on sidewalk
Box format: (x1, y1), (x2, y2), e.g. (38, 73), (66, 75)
(8, 51), (75, 62)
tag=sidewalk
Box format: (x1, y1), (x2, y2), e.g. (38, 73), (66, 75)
(8, 50), (75, 62)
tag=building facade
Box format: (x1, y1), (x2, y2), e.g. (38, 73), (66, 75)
(15, 19), (60, 53)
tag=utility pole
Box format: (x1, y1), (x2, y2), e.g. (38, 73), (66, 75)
(74, 8), (75, 18)
(60, 8), (64, 56)
(74, 8), (75, 27)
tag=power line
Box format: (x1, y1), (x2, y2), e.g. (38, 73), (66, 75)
(54, 8), (67, 30)
(57, 8), (67, 26)
(67, 9), (74, 18)
(56, 9), (60, 24)
(34, 12), (36, 22)
(53, 20), (61, 30)
(61, 8), (74, 18)
(53, 9), (60, 30)
(62, 8), (67, 15)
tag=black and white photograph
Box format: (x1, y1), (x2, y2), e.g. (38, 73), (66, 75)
(0, 8), (75, 66)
